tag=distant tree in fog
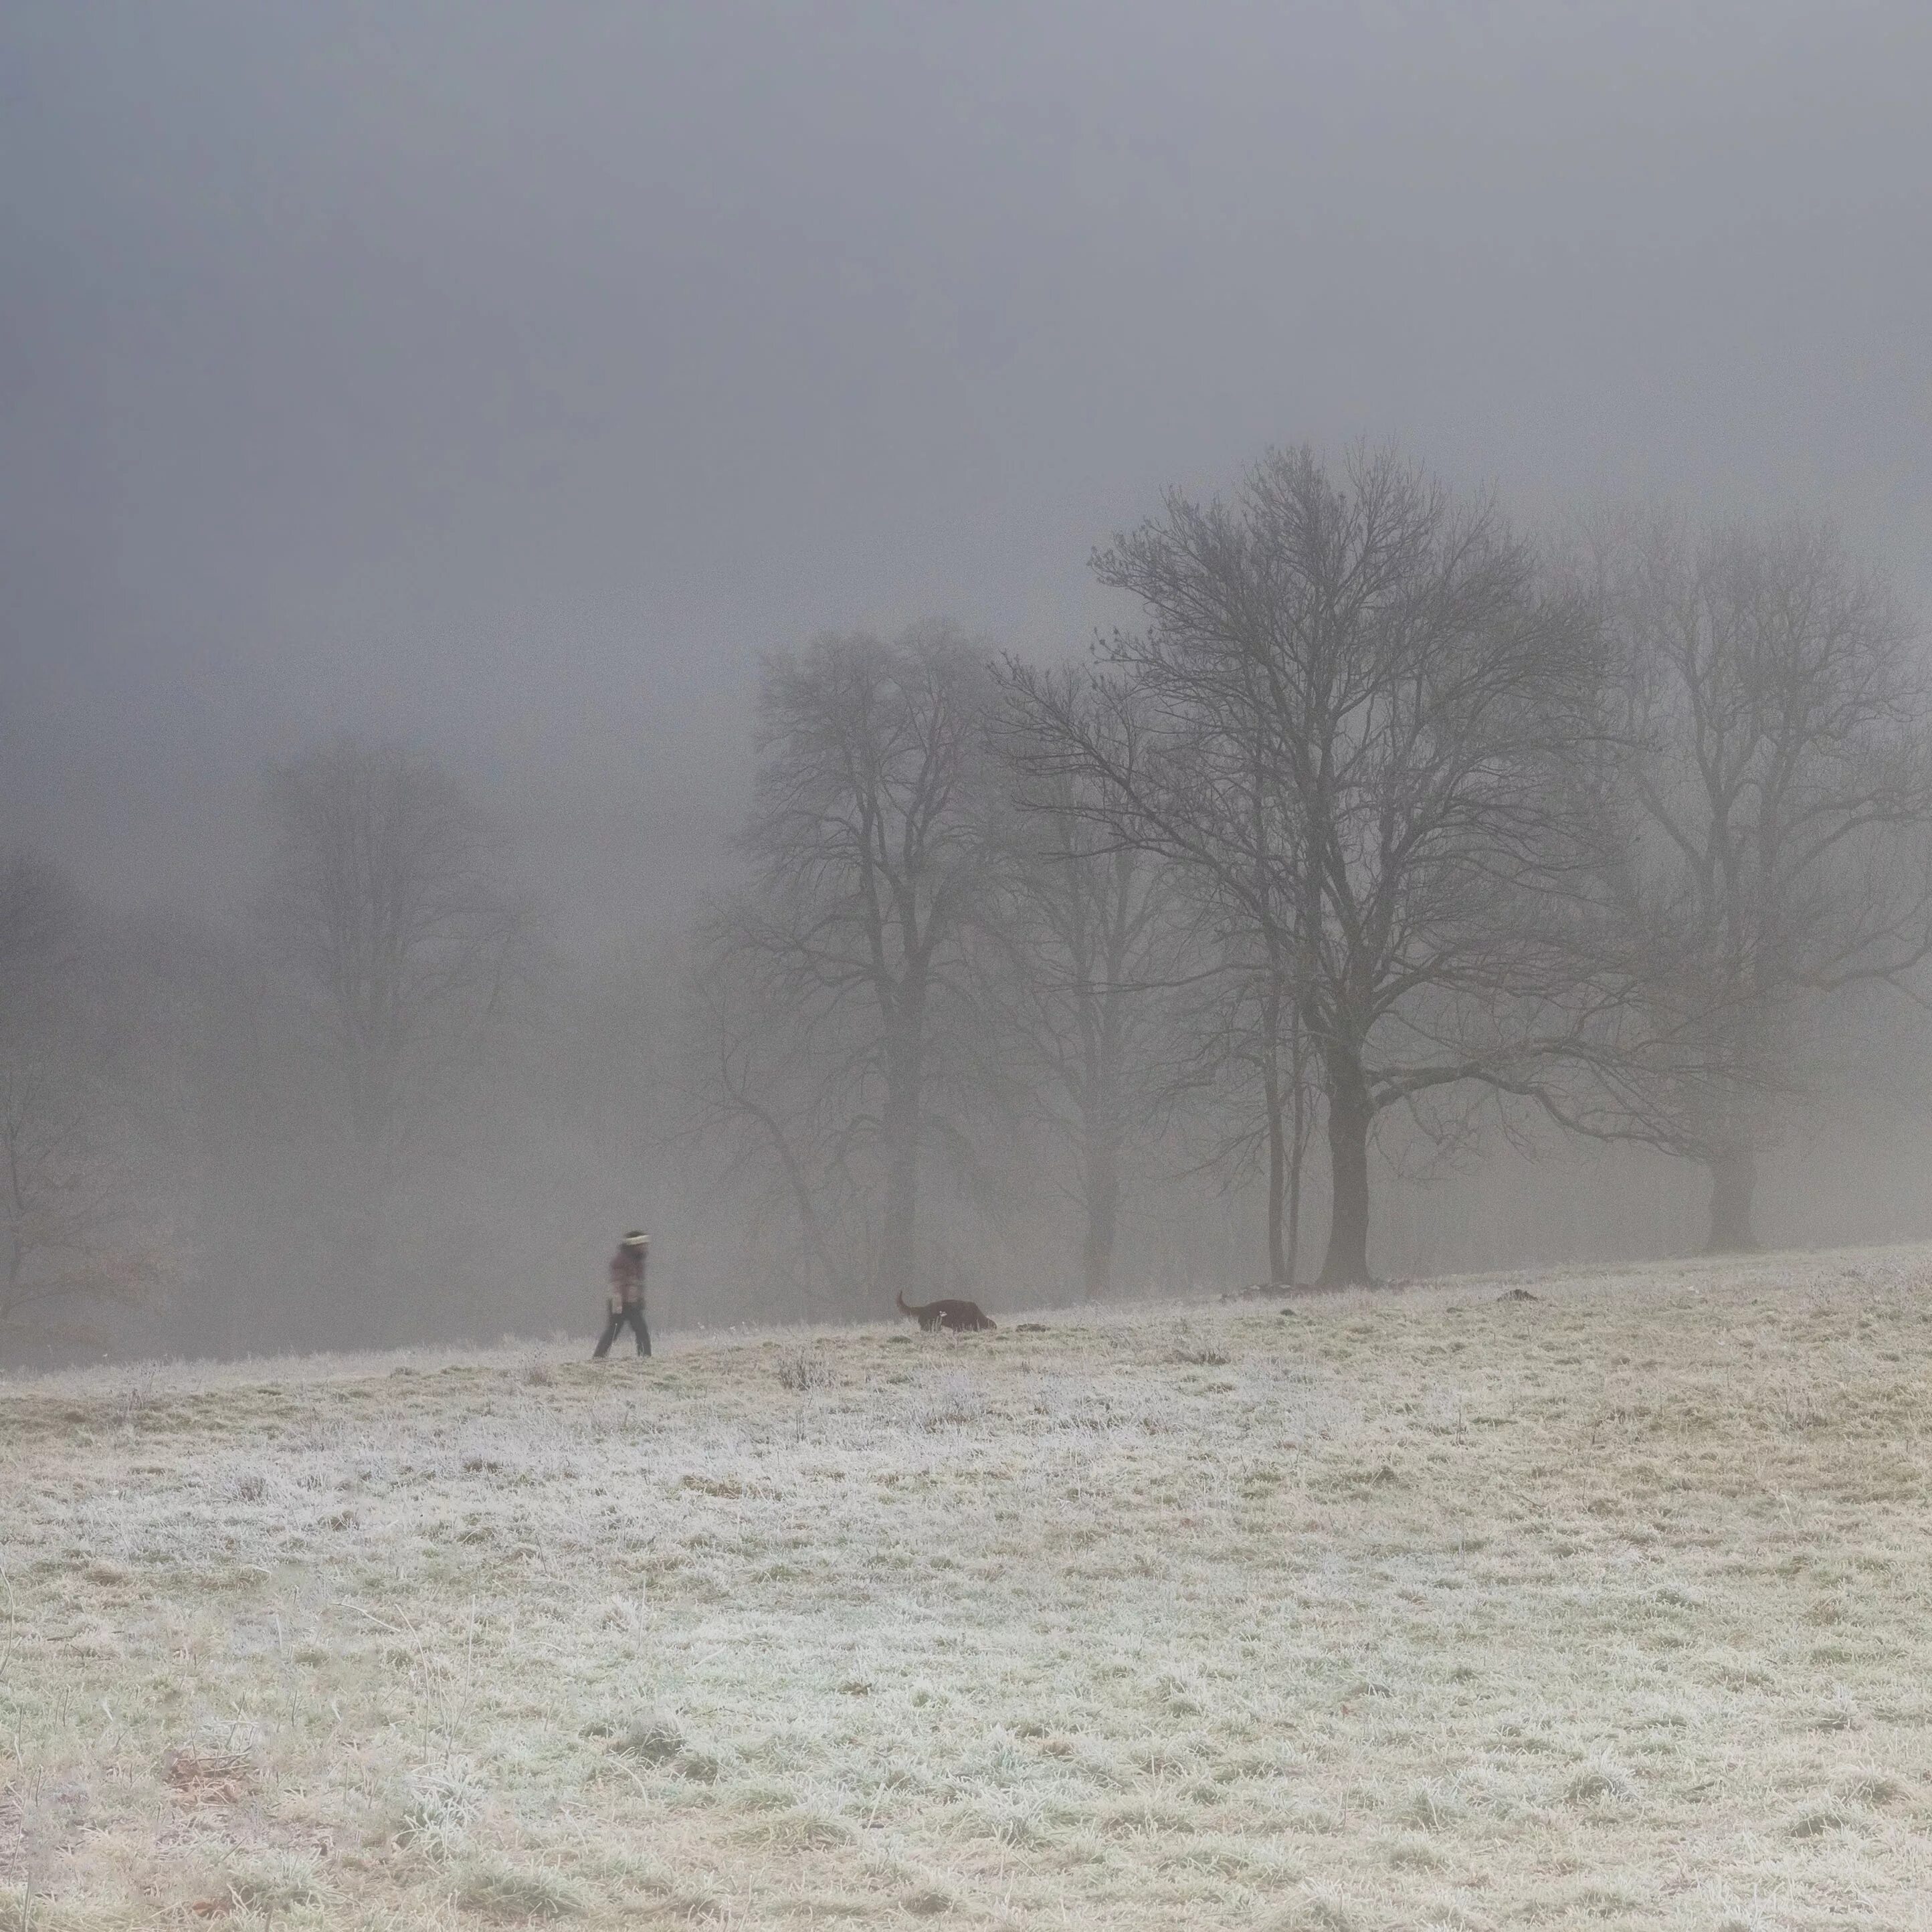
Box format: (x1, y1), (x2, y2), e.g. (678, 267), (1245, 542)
(680, 939), (869, 1311)
(0, 854), (162, 1349)
(0, 853), (77, 991)
(1585, 511), (1932, 1252)
(1008, 446), (1610, 1286)
(987, 670), (1190, 1299)
(260, 738), (537, 1195)
(698, 625), (999, 1313)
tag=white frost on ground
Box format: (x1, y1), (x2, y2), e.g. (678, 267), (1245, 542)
(3, 1246), (1930, 1927)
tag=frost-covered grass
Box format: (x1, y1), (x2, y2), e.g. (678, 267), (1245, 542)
(4, 1246), (1931, 1929)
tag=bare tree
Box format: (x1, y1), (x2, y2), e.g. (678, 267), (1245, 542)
(987, 669), (1189, 1298)
(0, 854), (163, 1350)
(1007, 446), (1608, 1285)
(1587, 510), (1932, 1250)
(677, 937), (874, 1313)
(260, 737), (536, 1192)
(701, 625), (999, 1312)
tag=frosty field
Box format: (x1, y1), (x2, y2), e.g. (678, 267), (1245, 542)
(4, 1250), (1931, 1931)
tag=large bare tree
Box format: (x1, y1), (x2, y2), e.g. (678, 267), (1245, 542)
(1588, 510), (1932, 1250)
(702, 624), (999, 1312)
(1008, 446), (1609, 1285)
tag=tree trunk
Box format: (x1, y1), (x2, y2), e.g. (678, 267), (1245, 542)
(1286, 1034), (1308, 1287)
(877, 1017), (925, 1310)
(878, 1109), (920, 1309)
(1260, 973), (1288, 1284)
(1317, 1050), (1373, 1286)
(1702, 1145), (1759, 1254)
(1082, 1133), (1119, 1301)
(1263, 1062), (1288, 1286)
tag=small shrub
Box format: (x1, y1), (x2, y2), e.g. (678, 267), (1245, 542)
(116, 1371), (161, 1416)
(775, 1347), (836, 1392)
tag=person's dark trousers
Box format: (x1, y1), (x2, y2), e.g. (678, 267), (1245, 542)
(593, 1304), (652, 1358)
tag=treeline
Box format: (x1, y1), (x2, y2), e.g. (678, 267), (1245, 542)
(688, 448), (1932, 1315)
(5, 445), (1931, 1359)
(0, 743), (668, 1361)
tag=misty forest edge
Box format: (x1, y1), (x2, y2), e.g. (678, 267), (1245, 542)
(8, 444), (1930, 1359)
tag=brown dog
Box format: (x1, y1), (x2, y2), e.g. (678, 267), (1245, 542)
(896, 1290), (996, 1333)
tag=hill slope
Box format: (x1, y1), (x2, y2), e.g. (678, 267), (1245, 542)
(5, 1250), (1931, 1928)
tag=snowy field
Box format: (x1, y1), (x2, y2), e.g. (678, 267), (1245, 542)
(4, 1249), (1931, 1931)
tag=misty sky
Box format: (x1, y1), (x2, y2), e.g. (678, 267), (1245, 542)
(4, 2), (1929, 945)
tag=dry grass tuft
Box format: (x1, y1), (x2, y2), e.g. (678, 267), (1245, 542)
(773, 1345), (838, 1392)
(613, 1716), (684, 1764)
(159, 1745), (256, 1800)
(455, 1857), (589, 1921)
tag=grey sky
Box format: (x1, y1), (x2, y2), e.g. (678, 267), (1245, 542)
(4, 1), (1929, 941)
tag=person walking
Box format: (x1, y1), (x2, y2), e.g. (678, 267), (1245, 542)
(593, 1230), (652, 1359)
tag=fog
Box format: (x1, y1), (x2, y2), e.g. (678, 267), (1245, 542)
(4, 3), (1931, 1360)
